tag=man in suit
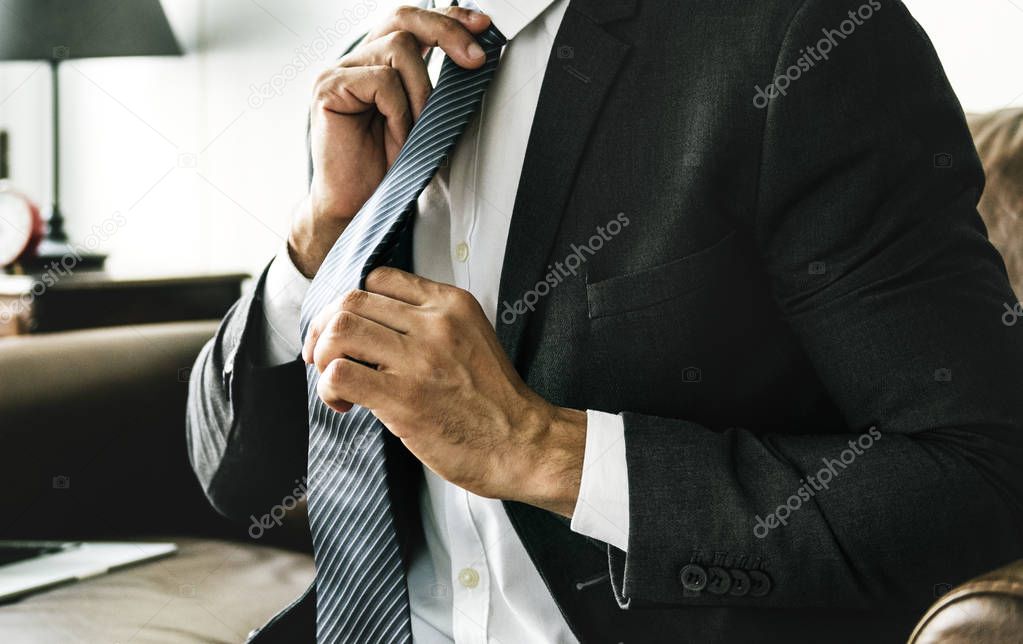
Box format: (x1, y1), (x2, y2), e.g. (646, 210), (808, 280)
(187, 0), (1023, 641)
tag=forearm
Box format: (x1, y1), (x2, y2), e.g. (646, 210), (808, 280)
(614, 414), (1022, 611)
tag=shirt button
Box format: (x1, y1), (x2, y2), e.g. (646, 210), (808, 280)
(457, 567), (480, 589)
(455, 241), (470, 263)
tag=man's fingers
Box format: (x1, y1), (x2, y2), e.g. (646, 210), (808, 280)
(311, 311), (406, 374)
(318, 358), (392, 413)
(365, 5), (491, 70)
(313, 65), (413, 156)
(365, 267), (435, 305)
(301, 287), (418, 363)
(340, 31), (433, 120)
(340, 288), (419, 333)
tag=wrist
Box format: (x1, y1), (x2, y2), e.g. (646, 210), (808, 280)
(287, 194), (352, 279)
(515, 401), (587, 518)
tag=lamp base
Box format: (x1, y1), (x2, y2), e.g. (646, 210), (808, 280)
(15, 238), (107, 274)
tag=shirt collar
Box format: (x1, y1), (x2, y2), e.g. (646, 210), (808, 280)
(472, 0), (559, 40)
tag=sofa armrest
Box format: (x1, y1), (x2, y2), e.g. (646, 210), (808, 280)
(0, 322), (237, 540)
(910, 559), (1023, 643)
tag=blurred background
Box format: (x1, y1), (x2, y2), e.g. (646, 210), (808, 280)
(1, 0), (1022, 279)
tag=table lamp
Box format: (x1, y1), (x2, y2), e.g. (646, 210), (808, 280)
(0, 0), (182, 272)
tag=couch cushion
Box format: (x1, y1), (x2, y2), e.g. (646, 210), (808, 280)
(0, 538), (314, 643)
(0, 322), (239, 540)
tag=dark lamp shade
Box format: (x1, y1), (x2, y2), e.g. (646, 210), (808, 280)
(0, 0), (181, 61)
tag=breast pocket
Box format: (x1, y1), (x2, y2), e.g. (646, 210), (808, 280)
(585, 230), (738, 319)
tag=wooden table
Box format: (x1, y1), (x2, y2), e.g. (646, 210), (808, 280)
(0, 271), (249, 336)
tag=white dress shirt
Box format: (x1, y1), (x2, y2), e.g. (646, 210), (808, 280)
(260, 1), (629, 641)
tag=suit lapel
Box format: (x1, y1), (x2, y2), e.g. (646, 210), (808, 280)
(496, 2), (635, 632)
(496, 0), (634, 366)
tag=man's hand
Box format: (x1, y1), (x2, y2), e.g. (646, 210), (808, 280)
(290, 5), (493, 278)
(301, 268), (587, 517)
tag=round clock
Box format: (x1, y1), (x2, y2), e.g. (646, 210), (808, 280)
(0, 189), (44, 268)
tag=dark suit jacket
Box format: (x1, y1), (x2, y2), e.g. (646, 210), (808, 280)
(186, 0), (1023, 641)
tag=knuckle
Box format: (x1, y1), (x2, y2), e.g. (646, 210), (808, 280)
(387, 30), (417, 50)
(367, 64), (395, 80)
(341, 289), (367, 311)
(394, 5), (418, 20)
(438, 19), (461, 38)
(332, 310), (356, 335)
(378, 66), (402, 88)
(367, 266), (396, 288)
(448, 287), (475, 311)
(432, 312), (457, 338)
(312, 69), (337, 100)
(319, 364), (344, 397)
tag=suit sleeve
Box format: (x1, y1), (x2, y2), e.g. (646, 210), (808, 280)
(185, 263), (310, 522)
(610, 0), (1023, 611)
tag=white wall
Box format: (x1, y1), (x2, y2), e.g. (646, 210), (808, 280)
(1, 0), (1021, 277)
(903, 0), (1023, 112)
(0, 0), (387, 277)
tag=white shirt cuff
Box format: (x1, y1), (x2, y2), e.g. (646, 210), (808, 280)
(570, 410), (629, 552)
(260, 243), (311, 365)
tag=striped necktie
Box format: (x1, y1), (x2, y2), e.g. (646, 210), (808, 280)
(299, 16), (506, 644)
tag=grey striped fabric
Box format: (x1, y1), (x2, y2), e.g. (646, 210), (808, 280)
(298, 18), (506, 644)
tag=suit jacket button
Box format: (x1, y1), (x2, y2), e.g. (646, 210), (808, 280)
(728, 569), (750, 597)
(749, 570), (772, 597)
(679, 564), (708, 592)
(705, 566), (732, 595)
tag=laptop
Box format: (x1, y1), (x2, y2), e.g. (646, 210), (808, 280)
(0, 541), (177, 603)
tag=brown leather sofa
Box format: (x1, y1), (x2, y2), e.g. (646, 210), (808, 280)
(0, 110), (1020, 642)
(0, 322), (313, 642)
(909, 559), (1023, 643)
(969, 108), (1023, 298)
